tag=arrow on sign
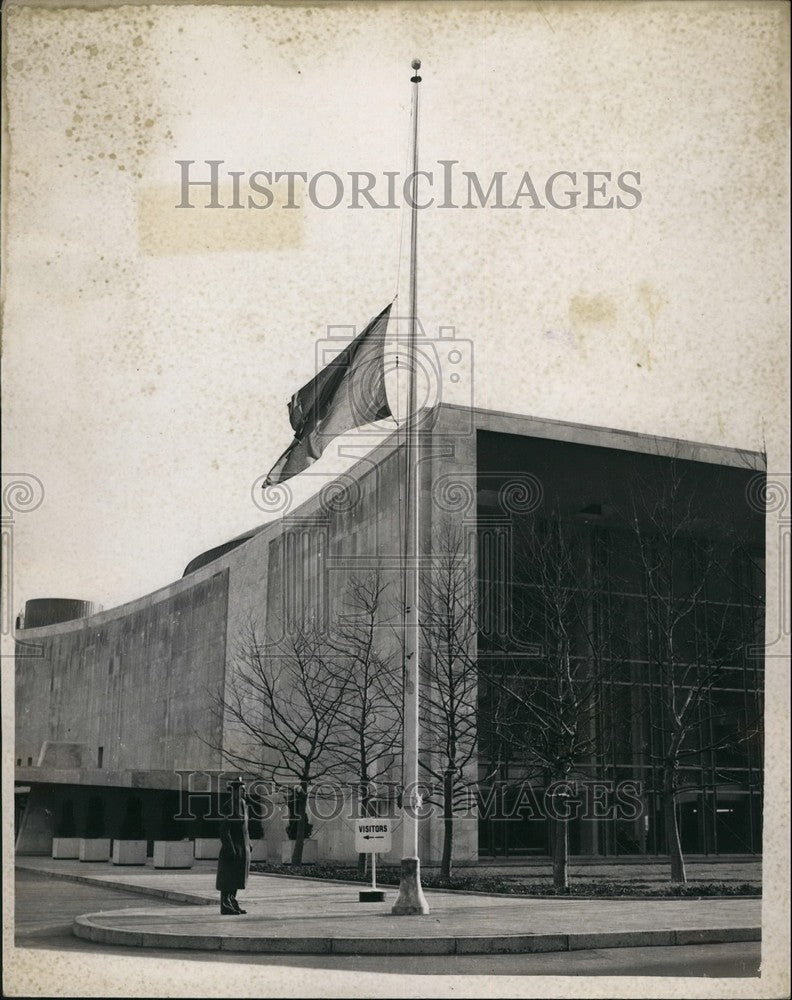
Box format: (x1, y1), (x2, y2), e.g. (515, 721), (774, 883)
(362, 834), (385, 840)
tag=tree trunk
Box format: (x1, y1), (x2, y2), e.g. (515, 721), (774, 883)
(551, 785), (569, 893)
(291, 786), (308, 866)
(291, 826), (304, 865)
(552, 818), (569, 893)
(663, 769), (686, 883)
(440, 768), (454, 879)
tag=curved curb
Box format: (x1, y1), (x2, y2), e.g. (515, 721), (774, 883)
(72, 913), (760, 955)
(17, 865), (212, 906)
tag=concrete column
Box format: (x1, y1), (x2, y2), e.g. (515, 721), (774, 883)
(15, 784), (55, 855)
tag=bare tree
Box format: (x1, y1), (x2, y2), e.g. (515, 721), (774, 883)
(327, 574), (402, 877)
(625, 457), (764, 882)
(486, 511), (612, 892)
(418, 520), (489, 879)
(213, 617), (349, 864)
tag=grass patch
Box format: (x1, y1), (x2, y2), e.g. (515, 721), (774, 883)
(251, 862), (760, 897)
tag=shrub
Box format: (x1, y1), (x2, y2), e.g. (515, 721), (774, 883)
(249, 862), (761, 898)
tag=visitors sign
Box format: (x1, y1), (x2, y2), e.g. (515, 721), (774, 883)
(355, 818), (392, 853)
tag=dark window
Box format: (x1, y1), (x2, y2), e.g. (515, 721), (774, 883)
(97, 746), (104, 768)
(26, 757), (32, 767)
(16, 758), (21, 766)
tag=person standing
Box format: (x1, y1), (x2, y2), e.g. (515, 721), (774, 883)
(216, 777), (251, 915)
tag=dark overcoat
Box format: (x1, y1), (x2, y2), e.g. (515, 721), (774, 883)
(215, 797), (251, 892)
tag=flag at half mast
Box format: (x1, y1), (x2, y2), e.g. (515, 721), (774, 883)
(264, 303), (393, 485)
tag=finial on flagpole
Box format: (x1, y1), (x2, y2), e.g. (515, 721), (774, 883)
(411, 58), (422, 82)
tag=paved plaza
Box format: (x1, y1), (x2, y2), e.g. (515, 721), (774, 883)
(15, 858), (761, 956)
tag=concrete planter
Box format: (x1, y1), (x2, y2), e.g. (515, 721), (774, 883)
(250, 839), (267, 862)
(280, 839), (317, 864)
(79, 838), (111, 862)
(153, 840), (194, 869)
(111, 839), (147, 865)
(193, 837), (221, 860)
(52, 837), (81, 859)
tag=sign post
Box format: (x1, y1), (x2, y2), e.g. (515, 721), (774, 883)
(355, 819), (392, 903)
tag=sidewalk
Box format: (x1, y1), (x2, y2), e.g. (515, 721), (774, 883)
(16, 857), (761, 956)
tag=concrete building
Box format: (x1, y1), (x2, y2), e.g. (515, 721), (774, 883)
(14, 404), (765, 862)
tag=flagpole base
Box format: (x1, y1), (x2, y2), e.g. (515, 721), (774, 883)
(359, 889), (386, 902)
(391, 857), (430, 915)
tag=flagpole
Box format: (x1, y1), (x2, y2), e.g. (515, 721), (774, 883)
(392, 57), (429, 916)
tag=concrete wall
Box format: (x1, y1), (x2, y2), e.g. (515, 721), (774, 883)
(16, 569), (230, 777)
(214, 420), (482, 864)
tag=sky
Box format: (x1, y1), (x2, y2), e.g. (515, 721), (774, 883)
(3, 0), (789, 614)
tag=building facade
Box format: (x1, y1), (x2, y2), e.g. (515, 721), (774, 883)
(14, 405), (765, 862)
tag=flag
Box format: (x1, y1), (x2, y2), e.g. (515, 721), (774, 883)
(265, 303), (393, 485)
